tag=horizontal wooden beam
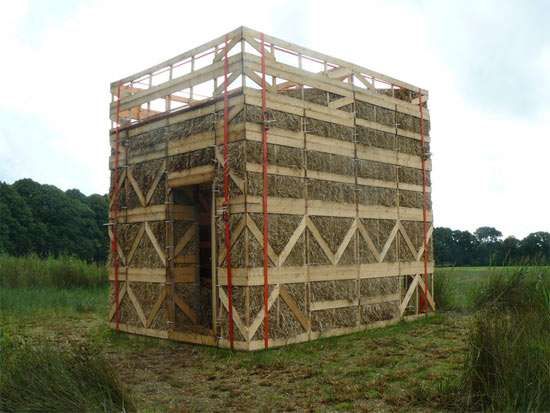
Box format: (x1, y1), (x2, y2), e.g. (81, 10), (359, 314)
(168, 165), (215, 187)
(108, 266), (194, 283)
(110, 204), (194, 223)
(217, 261), (434, 285)
(223, 195), (432, 221)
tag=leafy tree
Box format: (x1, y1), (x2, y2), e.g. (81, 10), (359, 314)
(474, 227), (503, 243)
(0, 182), (34, 255)
(498, 236), (520, 265)
(474, 226), (503, 266)
(519, 232), (550, 264)
(7, 179), (108, 262)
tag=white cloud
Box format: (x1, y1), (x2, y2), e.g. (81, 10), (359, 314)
(0, 0), (548, 238)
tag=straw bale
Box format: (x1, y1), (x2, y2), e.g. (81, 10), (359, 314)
(358, 235), (378, 264)
(311, 307), (357, 331)
(356, 126), (394, 150)
(270, 297), (305, 338)
(410, 116), (430, 135)
(128, 130), (165, 156)
(360, 276), (400, 297)
(383, 238), (398, 262)
(399, 189), (429, 209)
(283, 232), (306, 266)
(245, 228), (263, 268)
(401, 221), (424, 251)
(311, 280), (356, 301)
(305, 117), (354, 142)
(130, 282), (164, 319)
(307, 228), (332, 265)
(353, 101), (376, 122)
(126, 160), (165, 208)
(375, 106), (395, 127)
(149, 175), (166, 206)
(247, 172), (304, 199)
(252, 283), (307, 340)
(286, 283), (307, 313)
(245, 105), (302, 132)
(361, 301), (399, 323)
(246, 141), (304, 169)
(167, 112), (217, 140)
(249, 213), (303, 256)
(118, 292), (140, 326)
(281, 88), (323, 105)
(149, 304), (169, 330)
(168, 147), (215, 173)
(309, 216), (354, 253)
(398, 232), (416, 261)
(215, 214), (246, 267)
(357, 159), (397, 182)
(396, 112), (415, 132)
(307, 179), (355, 203)
(249, 285), (275, 340)
(174, 283), (200, 328)
(218, 305), (246, 342)
(362, 219), (396, 251)
(130, 224), (165, 268)
(398, 166), (427, 186)
(306, 150), (354, 176)
(118, 223), (142, 258)
(361, 218), (397, 262)
(397, 135), (421, 156)
(357, 185), (398, 207)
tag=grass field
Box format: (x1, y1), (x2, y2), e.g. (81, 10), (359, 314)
(1, 257), (548, 412)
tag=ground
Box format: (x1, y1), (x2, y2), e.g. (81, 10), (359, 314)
(5, 266), (548, 412)
(2, 303), (468, 411)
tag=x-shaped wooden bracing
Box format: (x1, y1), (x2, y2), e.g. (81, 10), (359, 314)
(217, 216), (434, 339)
(218, 283), (310, 341)
(219, 216), (433, 268)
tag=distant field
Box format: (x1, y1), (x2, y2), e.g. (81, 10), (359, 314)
(1, 259), (548, 411)
(436, 265), (549, 310)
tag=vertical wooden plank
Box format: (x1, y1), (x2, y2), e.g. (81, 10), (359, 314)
(211, 181), (218, 336)
(351, 74), (361, 326)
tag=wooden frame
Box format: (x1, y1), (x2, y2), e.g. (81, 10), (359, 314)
(108, 27), (434, 350)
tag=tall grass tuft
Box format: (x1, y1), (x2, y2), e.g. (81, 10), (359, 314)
(0, 333), (135, 412)
(464, 269), (550, 411)
(0, 254), (107, 288)
(433, 272), (457, 312)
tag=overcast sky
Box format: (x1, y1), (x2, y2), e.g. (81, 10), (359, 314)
(1, 0), (548, 238)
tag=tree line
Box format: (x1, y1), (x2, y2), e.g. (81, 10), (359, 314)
(0, 179), (108, 262)
(1, 179), (549, 266)
(434, 226), (550, 266)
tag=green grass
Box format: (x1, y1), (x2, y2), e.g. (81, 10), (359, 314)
(0, 333), (135, 412)
(0, 254), (107, 289)
(462, 271), (550, 412)
(0, 286), (108, 315)
(435, 265), (550, 311)
(1, 261), (549, 411)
